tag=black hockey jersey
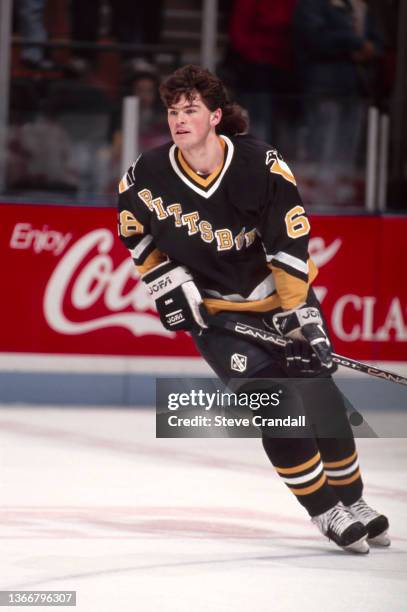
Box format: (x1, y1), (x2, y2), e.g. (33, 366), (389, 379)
(117, 134), (317, 313)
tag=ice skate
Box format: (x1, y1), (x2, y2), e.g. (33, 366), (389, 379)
(312, 502), (369, 553)
(346, 498), (390, 546)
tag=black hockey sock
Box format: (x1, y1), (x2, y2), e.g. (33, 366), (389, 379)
(295, 377), (355, 439)
(316, 438), (363, 506)
(295, 377), (364, 505)
(262, 436), (339, 517)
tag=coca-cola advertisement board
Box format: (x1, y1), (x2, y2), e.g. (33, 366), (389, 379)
(1, 203), (406, 361)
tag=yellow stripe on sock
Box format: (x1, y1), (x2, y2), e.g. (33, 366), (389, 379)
(323, 450), (357, 469)
(327, 469), (361, 486)
(276, 452), (321, 475)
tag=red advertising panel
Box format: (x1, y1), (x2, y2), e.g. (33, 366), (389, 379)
(310, 216), (406, 361)
(2, 203), (194, 356)
(1, 203), (406, 360)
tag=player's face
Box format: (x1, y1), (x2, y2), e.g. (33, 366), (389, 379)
(167, 93), (220, 149)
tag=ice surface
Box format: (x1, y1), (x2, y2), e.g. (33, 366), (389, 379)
(0, 406), (406, 612)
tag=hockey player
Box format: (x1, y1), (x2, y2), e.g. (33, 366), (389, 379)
(117, 64), (389, 553)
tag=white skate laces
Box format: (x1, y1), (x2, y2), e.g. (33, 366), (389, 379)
(312, 502), (369, 553)
(346, 498), (390, 547)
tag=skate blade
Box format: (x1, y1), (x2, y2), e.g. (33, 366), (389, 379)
(368, 531), (391, 547)
(343, 536), (369, 554)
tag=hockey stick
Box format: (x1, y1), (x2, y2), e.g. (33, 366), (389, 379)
(207, 316), (407, 387)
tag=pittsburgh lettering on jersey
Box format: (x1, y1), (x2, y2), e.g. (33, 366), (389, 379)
(265, 149), (297, 186)
(135, 187), (257, 252)
(138, 189), (168, 219)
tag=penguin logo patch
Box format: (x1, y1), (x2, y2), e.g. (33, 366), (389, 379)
(231, 353), (247, 373)
(265, 149), (297, 186)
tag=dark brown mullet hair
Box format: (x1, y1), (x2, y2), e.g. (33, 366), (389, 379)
(159, 64), (248, 136)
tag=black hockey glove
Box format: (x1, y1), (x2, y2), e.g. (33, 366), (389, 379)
(285, 338), (325, 375)
(142, 261), (208, 332)
(270, 305), (333, 370)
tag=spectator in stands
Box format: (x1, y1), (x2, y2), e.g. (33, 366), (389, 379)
(111, 63), (168, 149)
(293, 0), (382, 206)
(68, 1), (164, 76)
(18, 0), (56, 70)
(103, 64), (168, 194)
(229, 0), (299, 150)
(7, 98), (77, 192)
